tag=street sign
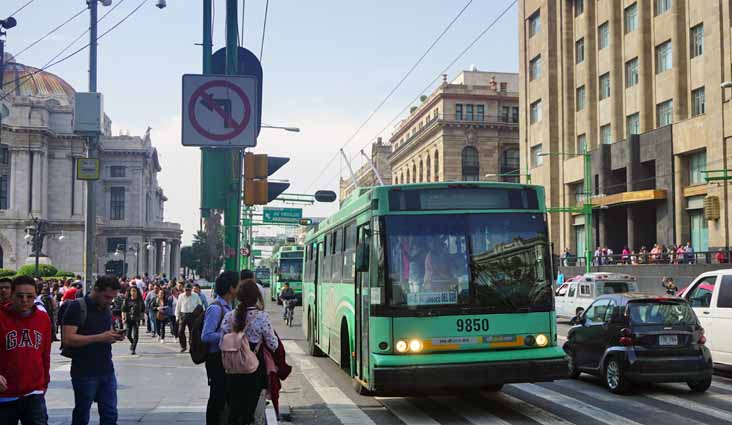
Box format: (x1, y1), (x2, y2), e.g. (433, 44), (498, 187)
(252, 249), (262, 258)
(76, 158), (100, 180)
(182, 74), (259, 147)
(240, 246), (251, 257)
(262, 207), (302, 224)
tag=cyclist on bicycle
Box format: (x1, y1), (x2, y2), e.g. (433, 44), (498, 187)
(279, 282), (296, 320)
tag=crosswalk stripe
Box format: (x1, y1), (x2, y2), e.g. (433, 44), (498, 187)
(712, 380), (732, 392)
(513, 383), (643, 425)
(485, 392), (573, 425)
(430, 396), (511, 425)
(377, 398), (441, 425)
(283, 340), (377, 425)
(644, 392), (732, 423)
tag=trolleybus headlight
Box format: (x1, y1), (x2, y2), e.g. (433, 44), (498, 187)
(395, 340), (408, 353)
(409, 339), (423, 353)
(536, 334), (549, 347)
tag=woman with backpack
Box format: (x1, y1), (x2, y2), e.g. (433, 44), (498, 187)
(220, 279), (278, 424)
(122, 286), (145, 354)
(153, 289), (169, 343)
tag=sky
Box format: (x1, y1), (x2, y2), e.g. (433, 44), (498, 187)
(4, 0), (520, 245)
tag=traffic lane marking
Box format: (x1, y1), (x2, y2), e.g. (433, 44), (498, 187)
(512, 383), (644, 425)
(482, 392), (573, 425)
(283, 340), (377, 425)
(429, 396), (513, 425)
(376, 398), (441, 425)
(642, 392), (732, 423)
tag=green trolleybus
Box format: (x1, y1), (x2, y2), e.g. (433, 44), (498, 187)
(301, 182), (568, 395)
(255, 267), (271, 287)
(270, 245), (304, 305)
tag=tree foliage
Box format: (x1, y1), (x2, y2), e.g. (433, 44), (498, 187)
(186, 228), (224, 281)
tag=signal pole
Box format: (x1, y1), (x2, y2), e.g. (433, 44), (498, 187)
(83, 0), (100, 292)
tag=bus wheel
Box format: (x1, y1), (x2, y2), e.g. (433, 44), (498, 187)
(340, 321), (351, 376)
(352, 379), (372, 396)
(307, 314), (323, 357)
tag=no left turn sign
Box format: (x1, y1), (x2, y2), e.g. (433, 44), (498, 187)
(181, 74), (259, 147)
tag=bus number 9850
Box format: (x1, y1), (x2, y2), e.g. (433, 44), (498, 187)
(456, 318), (489, 332)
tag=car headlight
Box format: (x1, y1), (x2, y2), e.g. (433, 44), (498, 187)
(536, 334), (549, 347)
(409, 339), (423, 353)
(395, 340), (408, 353)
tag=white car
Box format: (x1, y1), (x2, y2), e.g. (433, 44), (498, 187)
(555, 272), (639, 319)
(680, 269), (732, 367)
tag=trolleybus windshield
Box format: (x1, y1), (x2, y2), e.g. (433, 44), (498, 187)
(278, 258), (303, 282)
(384, 212), (552, 312)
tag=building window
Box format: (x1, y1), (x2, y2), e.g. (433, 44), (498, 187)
(600, 124), (612, 145)
(655, 0), (671, 16)
(476, 105), (485, 121)
(529, 55), (542, 80)
(599, 73), (611, 100)
(531, 144), (543, 167)
(530, 100), (542, 124)
(577, 134), (587, 153)
(625, 3), (638, 33)
(575, 38), (585, 64)
(0, 175), (8, 210)
(512, 106), (519, 123)
(406, 169), (410, 183)
(500, 149), (520, 182)
(657, 99), (673, 126)
(689, 151), (707, 185)
(426, 156), (431, 182)
(625, 58), (639, 88)
(690, 24), (704, 58)
(692, 87), (705, 116)
(110, 166), (125, 178)
(455, 103), (463, 120)
(110, 187), (125, 220)
(0, 145), (9, 165)
(419, 161), (424, 182)
(656, 40), (672, 74)
(501, 106), (510, 122)
(461, 147), (479, 181)
(465, 104), (474, 121)
(576, 85), (586, 111)
(434, 151), (440, 181)
(598, 22), (609, 50)
(627, 113), (640, 136)
(107, 238), (127, 253)
(528, 10), (541, 37)
(575, 0), (584, 17)
(500, 82), (508, 92)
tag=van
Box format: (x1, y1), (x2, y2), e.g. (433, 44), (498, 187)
(555, 272), (639, 319)
(680, 269), (732, 367)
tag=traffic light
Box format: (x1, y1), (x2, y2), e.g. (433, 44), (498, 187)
(299, 218), (313, 226)
(243, 153), (290, 206)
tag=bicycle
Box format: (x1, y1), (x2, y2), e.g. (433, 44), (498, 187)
(284, 299), (296, 327)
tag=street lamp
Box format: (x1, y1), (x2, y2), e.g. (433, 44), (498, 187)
(25, 218), (49, 278)
(539, 150), (593, 273)
(261, 124), (300, 132)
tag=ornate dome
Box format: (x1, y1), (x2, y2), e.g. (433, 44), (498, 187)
(2, 53), (75, 103)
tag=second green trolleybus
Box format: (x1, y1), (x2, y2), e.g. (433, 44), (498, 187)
(270, 245), (304, 305)
(301, 182), (568, 395)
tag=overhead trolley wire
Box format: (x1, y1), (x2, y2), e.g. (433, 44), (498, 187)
(13, 7), (88, 59)
(303, 0), (475, 192)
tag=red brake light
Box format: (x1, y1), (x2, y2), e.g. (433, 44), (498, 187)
(698, 335), (707, 345)
(619, 328), (633, 346)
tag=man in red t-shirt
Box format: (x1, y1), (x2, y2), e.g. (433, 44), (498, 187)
(0, 275), (52, 424)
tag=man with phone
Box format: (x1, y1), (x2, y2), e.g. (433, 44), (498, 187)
(62, 275), (125, 425)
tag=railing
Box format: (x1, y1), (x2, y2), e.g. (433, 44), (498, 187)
(559, 251), (729, 267)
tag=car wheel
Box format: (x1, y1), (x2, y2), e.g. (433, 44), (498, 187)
(567, 351), (581, 379)
(604, 357), (631, 394)
(687, 377), (712, 393)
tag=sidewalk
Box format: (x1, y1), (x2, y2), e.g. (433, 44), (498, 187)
(47, 330), (209, 425)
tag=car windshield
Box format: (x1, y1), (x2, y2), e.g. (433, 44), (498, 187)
(628, 301), (697, 326)
(599, 281), (634, 294)
(384, 213), (553, 312)
(278, 259), (302, 282)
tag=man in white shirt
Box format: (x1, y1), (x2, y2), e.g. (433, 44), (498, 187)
(175, 283), (202, 353)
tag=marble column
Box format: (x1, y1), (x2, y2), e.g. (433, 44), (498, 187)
(163, 240), (171, 279)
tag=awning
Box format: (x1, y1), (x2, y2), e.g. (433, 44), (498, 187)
(592, 189), (667, 208)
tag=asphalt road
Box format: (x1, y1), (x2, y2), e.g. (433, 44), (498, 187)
(45, 293), (732, 424)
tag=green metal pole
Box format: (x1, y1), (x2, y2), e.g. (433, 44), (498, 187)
(223, 0), (242, 272)
(583, 152), (592, 273)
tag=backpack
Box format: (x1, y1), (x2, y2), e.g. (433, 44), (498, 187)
(189, 301), (224, 365)
(60, 298), (87, 359)
(220, 321), (261, 375)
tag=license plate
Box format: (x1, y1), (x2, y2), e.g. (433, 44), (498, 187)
(659, 335), (678, 346)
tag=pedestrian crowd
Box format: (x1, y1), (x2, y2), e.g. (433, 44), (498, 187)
(0, 269), (289, 425)
(559, 241), (724, 266)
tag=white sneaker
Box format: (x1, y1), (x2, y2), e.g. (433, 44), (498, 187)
(160, 338), (165, 344)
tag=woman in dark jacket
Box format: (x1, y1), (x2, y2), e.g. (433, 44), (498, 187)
(122, 286), (145, 355)
(153, 290), (169, 343)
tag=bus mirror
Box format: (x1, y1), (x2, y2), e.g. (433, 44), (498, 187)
(356, 244), (370, 272)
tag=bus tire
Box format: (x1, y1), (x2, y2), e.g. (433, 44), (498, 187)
(340, 320), (351, 376)
(352, 379), (372, 396)
(307, 313), (323, 357)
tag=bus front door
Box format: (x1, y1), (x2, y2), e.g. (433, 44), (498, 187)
(355, 224), (371, 383)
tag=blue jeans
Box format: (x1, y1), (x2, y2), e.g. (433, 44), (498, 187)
(147, 309), (157, 334)
(0, 394), (48, 425)
(71, 373), (118, 425)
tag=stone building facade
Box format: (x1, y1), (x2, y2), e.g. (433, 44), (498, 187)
(340, 70), (521, 201)
(0, 54), (182, 277)
(519, 0), (732, 256)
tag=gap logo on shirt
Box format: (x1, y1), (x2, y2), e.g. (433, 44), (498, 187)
(4, 329), (43, 351)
